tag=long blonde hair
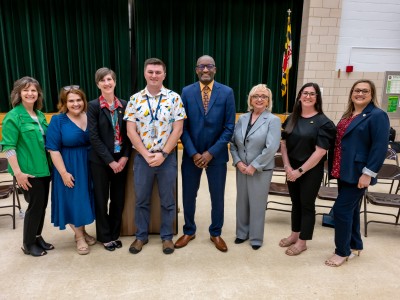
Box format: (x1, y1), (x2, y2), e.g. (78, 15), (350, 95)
(342, 79), (379, 119)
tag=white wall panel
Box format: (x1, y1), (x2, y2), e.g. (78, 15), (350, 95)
(336, 0), (400, 72)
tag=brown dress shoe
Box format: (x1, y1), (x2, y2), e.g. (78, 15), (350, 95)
(210, 236), (228, 252)
(162, 240), (175, 254)
(174, 234), (196, 248)
(129, 239), (148, 254)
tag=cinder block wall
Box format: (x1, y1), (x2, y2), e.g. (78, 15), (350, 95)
(298, 0), (400, 139)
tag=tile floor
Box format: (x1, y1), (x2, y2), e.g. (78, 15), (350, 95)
(0, 150), (399, 299)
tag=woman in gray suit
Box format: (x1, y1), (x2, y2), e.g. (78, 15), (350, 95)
(230, 84), (281, 249)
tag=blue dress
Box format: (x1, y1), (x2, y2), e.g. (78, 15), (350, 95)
(46, 113), (95, 230)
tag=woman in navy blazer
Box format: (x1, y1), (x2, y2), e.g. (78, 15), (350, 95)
(325, 79), (390, 267)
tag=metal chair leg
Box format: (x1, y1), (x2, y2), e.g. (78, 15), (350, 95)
(363, 194), (368, 237)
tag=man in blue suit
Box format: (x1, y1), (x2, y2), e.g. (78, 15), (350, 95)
(175, 55), (236, 252)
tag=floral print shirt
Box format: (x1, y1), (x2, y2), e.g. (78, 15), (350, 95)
(331, 115), (357, 178)
(123, 86), (186, 151)
(99, 95), (123, 153)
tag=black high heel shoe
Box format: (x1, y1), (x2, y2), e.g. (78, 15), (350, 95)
(36, 236), (55, 250)
(21, 244), (47, 257)
(234, 238), (248, 244)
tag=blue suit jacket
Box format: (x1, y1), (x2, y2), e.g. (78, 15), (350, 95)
(181, 81), (236, 165)
(339, 103), (390, 185)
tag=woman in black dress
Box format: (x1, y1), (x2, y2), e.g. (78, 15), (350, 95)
(280, 82), (336, 256)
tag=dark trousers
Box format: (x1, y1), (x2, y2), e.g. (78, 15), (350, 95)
(333, 180), (364, 257)
(181, 158), (227, 237)
(287, 161), (324, 240)
(134, 154), (177, 241)
(22, 176), (51, 246)
(90, 161), (127, 243)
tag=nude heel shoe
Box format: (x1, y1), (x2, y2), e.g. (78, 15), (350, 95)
(75, 236), (90, 255)
(349, 249), (362, 259)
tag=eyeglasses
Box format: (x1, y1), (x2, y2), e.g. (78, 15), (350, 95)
(196, 64), (215, 70)
(63, 85), (80, 91)
(353, 89), (370, 95)
(251, 95), (269, 100)
(302, 92), (317, 97)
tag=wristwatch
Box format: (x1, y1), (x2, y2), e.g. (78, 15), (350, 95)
(162, 151), (169, 158)
(298, 167), (304, 173)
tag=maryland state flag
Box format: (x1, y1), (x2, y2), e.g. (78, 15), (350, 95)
(281, 13), (292, 97)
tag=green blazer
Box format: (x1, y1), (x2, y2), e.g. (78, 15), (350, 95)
(0, 104), (51, 177)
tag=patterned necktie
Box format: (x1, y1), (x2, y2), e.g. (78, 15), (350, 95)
(203, 86), (210, 113)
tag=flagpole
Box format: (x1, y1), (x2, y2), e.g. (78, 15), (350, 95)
(285, 9), (291, 115)
(286, 67), (289, 114)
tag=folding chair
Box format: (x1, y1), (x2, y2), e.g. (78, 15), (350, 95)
(363, 164), (400, 237)
(0, 158), (23, 229)
(316, 184), (338, 213)
(376, 149), (400, 193)
(266, 155), (291, 213)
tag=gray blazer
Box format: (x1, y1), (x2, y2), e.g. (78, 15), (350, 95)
(230, 110), (281, 171)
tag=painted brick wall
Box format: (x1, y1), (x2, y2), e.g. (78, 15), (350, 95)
(298, 0), (400, 139)
(336, 0), (400, 72)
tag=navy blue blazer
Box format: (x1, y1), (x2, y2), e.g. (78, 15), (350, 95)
(180, 81), (236, 165)
(338, 103), (390, 185)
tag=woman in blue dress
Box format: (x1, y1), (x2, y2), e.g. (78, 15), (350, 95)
(46, 86), (95, 255)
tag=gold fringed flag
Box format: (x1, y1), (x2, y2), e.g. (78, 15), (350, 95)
(281, 10), (292, 97)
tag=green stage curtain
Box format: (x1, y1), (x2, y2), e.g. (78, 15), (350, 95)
(132, 0), (303, 113)
(0, 0), (131, 112)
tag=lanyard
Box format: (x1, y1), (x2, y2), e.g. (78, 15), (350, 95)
(146, 94), (162, 123)
(109, 103), (118, 131)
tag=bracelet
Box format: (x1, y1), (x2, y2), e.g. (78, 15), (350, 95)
(284, 165), (289, 169)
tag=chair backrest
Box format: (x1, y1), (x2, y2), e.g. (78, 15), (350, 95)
(385, 148), (399, 166)
(273, 154), (285, 173)
(317, 185), (338, 201)
(374, 163), (400, 194)
(376, 164), (400, 180)
(0, 158), (8, 173)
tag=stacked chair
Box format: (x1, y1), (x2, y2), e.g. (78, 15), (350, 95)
(362, 148), (400, 237)
(0, 158), (23, 229)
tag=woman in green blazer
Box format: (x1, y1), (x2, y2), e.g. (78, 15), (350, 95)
(1, 77), (52, 257)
